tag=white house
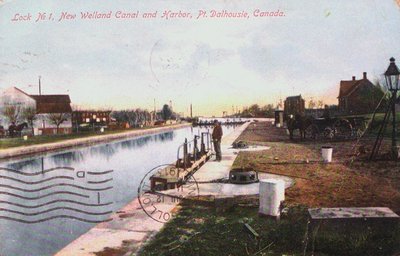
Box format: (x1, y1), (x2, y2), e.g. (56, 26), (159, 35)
(0, 87), (73, 135)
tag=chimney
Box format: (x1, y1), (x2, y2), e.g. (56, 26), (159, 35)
(363, 72), (367, 79)
(352, 76), (356, 81)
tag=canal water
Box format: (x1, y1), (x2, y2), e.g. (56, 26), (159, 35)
(0, 125), (237, 256)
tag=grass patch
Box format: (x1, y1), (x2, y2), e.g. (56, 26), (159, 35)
(233, 122), (400, 212)
(139, 201), (400, 256)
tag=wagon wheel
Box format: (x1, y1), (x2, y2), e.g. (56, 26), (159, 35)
(323, 127), (335, 139)
(356, 120), (368, 137)
(356, 129), (364, 138)
(305, 124), (319, 140)
(333, 119), (353, 139)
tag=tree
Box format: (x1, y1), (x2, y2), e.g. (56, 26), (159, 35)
(161, 104), (172, 120)
(276, 99), (283, 110)
(111, 111), (124, 124)
(249, 104), (260, 116)
(317, 100), (324, 109)
(308, 99), (316, 109)
(47, 113), (70, 134)
(142, 109), (151, 125)
(261, 104), (275, 117)
(21, 107), (37, 134)
(2, 105), (20, 124)
(111, 109), (153, 127)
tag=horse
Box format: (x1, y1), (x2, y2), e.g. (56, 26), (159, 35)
(0, 125), (5, 138)
(287, 114), (313, 140)
(8, 122), (28, 137)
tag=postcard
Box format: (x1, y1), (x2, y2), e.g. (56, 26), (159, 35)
(0, 1), (399, 256)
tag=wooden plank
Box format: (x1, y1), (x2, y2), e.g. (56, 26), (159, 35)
(309, 207), (400, 220)
(244, 223), (259, 239)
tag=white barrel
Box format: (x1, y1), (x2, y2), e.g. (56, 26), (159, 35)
(259, 179), (285, 217)
(321, 146), (333, 163)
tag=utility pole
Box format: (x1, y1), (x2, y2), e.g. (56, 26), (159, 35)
(190, 104), (193, 118)
(38, 76), (42, 95)
(153, 98), (156, 121)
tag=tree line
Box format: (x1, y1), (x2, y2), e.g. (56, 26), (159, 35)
(111, 104), (177, 127)
(239, 104), (275, 118)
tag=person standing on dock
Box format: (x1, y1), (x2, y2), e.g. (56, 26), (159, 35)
(212, 120), (223, 161)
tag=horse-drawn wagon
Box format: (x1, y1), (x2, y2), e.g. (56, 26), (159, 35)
(288, 115), (368, 140)
(0, 122), (29, 138)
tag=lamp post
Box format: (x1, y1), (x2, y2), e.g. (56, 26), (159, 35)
(384, 57), (400, 159)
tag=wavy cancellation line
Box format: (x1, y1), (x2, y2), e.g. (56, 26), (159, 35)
(0, 215), (113, 223)
(0, 167), (114, 223)
(87, 170), (114, 175)
(0, 167), (75, 176)
(0, 207), (112, 216)
(0, 183), (113, 192)
(0, 175), (74, 184)
(0, 199), (113, 208)
(88, 178), (113, 184)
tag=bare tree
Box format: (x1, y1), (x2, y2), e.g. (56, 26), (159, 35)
(21, 107), (37, 134)
(276, 99), (283, 110)
(317, 100), (324, 109)
(2, 105), (20, 124)
(308, 99), (316, 109)
(47, 113), (70, 134)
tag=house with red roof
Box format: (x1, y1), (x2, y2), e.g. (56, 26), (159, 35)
(337, 72), (384, 115)
(0, 87), (72, 135)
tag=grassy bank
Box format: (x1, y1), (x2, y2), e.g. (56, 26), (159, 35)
(233, 122), (400, 211)
(140, 201), (399, 256)
(342, 112), (400, 137)
(0, 124), (179, 149)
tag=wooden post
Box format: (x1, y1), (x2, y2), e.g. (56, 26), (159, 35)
(193, 136), (198, 160)
(201, 132), (206, 155)
(183, 138), (188, 170)
(392, 90), (398, 159)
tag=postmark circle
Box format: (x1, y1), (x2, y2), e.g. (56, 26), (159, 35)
(137, 164), (200, 223)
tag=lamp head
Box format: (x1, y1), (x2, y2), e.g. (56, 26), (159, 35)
(384, 57), (400, 91)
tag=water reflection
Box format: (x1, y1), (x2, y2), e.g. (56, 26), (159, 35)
(50, 152), (83, 167)
(6, 159), (42, 171)
(0, 125), (236, 256)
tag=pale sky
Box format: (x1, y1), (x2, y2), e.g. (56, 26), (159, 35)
(0, 0), (400, 116)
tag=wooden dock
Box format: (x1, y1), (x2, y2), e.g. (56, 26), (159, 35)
(150, 151), (213, 190)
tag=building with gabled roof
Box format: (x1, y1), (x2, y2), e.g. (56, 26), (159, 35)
(30, 94), (72, 114)
(284, 94), (305, 119)
(337, 72), (384, 115)
(0, 87), (73, 135)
